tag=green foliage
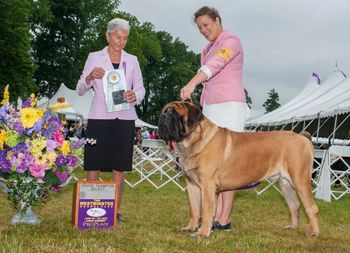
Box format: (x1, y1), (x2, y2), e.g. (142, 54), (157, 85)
(5, 172), (45, 213)
(140, 31), (200, 124)
(0, 0), (36, 100)
(262, 88), (281, 113)
(43, 170), (61, 187)
(30, 0), (120, 96)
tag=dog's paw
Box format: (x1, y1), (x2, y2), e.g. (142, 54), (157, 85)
(283, 224), (297, 229)
(181, 224), (198, 232)
(193, 228), (211, 238)
(190, 231), (210, 238)
(307, 228), (319, 237)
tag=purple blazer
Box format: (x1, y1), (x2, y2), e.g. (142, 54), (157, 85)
(76, 47), (145, 120)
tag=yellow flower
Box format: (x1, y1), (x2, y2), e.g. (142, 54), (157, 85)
(30, 137), (46, 155)
(46, 151), (57, 166)
(1, 85), (10, 106)
(20, 108), (42, 128)
(34, 153), (47, 165)
(0, 129), (7, 150)
(60, 141), (70, 154)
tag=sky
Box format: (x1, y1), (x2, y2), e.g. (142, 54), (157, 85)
(119, 0), (350, 114)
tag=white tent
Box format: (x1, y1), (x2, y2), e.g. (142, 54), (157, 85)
(40, 84), (157, 129)
(38, 83), (92, 121)
(245, 69), (350, 142)
(247, 73), (322, 125)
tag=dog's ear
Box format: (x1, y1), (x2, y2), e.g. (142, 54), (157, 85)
(184, 102), (204, 131)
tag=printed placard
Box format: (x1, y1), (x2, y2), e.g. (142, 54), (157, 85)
(72, 181), (118, 230)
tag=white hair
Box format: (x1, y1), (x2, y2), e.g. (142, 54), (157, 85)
(107, 18), (130, 34)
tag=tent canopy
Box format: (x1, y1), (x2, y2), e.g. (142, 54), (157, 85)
(246, 70), (349, 127)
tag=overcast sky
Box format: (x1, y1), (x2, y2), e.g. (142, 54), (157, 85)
(119, 0), (350, 113)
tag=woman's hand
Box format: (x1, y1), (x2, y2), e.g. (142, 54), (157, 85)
(86, 67), (105, 84)
(180, 83), (196, 100)
(124, 90), (136, 103)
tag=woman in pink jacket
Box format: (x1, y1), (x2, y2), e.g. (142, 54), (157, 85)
(76, 18), (145, 222)
(180, 6), (249, 231)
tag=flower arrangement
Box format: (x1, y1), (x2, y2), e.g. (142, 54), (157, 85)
(0, 85), (84, 216)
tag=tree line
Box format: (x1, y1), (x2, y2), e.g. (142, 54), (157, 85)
(0, 0), (279, 124)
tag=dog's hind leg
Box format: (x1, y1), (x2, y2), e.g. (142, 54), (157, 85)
(181, 179), (201, 232)
(279, 177), (300, 229)
(293, 177), (320, 236)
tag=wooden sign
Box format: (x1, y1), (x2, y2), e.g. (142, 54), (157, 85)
(72, 181), (118, 230)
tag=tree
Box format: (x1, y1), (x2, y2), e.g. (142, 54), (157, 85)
(262, 88), (280, 113)
(245, 89), (252, 109)
(0, 0), (36, 100)
(139, 31), (200, 124)
(30, 0), (120, 97)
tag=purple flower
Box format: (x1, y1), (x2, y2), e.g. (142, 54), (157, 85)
(66, 155), (78, 167)
(70, 139), (85, 149)
(33, 120), (43, 133)
(21, 98), (33, 108)
(54, 170), (70, 183)
(55, 154), (67, 166)
(12, 121), (25, 135)
(54, 155), (78, 167)
(0, 150), (11, 173)
(46, 139), (57, 151)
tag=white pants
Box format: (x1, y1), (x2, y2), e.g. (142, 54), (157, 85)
(202, 101), (249, 132)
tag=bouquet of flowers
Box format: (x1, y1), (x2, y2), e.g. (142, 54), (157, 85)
(0, 85), (84, 217)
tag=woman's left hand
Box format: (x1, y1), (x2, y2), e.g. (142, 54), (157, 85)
(124, 90), (136, 103)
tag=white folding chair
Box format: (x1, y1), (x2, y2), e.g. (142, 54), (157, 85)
(255, 178), (282, 196)
(125, 139), (186, 191)
(315, 145), (350, 201)
(328, 145), (350, 200)
(312, 149), (326, 193)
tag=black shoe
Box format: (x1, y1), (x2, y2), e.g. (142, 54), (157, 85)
(117, 213), (125, 222)
(211, 220), (232, 231)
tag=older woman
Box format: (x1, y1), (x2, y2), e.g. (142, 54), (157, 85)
(76, 18), (145, 222)
(180, 6), (249, 231)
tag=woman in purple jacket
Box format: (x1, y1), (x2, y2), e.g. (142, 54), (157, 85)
(76, 18), (145, 222)
(180, 6), (249, 231)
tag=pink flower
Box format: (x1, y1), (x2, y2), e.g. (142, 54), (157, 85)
(53, 130), (64, 145)
(29, 164), (46, 178)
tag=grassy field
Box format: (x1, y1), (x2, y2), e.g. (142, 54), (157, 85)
(0, 169), (349, 253)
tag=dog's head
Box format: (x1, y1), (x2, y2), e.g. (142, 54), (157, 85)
(158, 101), (204, 142)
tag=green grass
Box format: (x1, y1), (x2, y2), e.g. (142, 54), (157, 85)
(1, 169), (350, 253)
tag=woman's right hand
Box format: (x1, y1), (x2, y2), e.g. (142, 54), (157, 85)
(86, 67), (105, 84)
(180, 83), (196, 100)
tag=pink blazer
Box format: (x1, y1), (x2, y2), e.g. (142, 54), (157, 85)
(76, 47), (145, 120)
(200, 30), (246, 105)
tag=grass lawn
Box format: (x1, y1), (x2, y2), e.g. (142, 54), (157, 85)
(0, 169), (349, 253)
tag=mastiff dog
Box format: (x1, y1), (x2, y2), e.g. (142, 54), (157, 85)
(158, 101), (319, 237)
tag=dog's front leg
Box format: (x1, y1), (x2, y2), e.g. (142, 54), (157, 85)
(181, 179), (201, 232)
(196, 183), (216, 237)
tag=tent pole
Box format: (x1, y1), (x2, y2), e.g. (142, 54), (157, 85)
(316, 114), (321, 144)
(331, 114), (338, 145)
